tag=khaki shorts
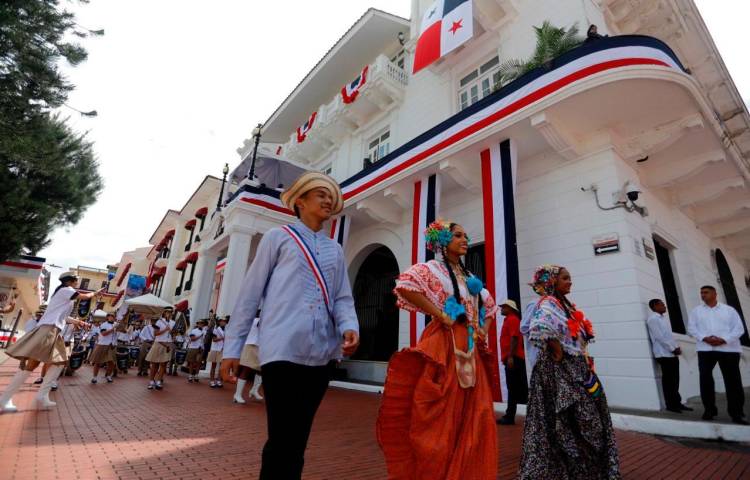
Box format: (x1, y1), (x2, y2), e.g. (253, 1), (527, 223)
(145, 342), (171, 364)
(240, 344), (260, 371)
(89, 344), (115, 364)
(206, 350), (222, 363)
(186, 348), (203, 363)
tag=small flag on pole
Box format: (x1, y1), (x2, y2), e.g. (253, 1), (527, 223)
(412, 0), (474, 74)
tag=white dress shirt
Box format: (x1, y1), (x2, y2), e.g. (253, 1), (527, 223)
(688, 302), (745, 353)
(154, 318), (173, 342)
(210, 326), (224, 352)
(187, 328), (204, 349)
(646, 312), (678, 358)
(96, 321), (116, 346)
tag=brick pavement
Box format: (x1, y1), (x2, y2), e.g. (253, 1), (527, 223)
(0, 359), (748, 480)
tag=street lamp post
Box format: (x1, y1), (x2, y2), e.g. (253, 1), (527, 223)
(216, 163), (229, 211)
(247, 123), (263, 183)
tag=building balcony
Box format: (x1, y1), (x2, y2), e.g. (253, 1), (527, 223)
(283, 54), (408, 163)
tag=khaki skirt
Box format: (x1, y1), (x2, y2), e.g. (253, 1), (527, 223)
(89, 344), (115, 364)
(240, 344), (260, 371)
(186, 348), (203, 363)
(206, 350), (223, 363)
(7, 325), (67, 364)
(146, 342), (171, 363)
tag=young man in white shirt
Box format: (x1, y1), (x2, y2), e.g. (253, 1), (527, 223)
(186, 320), (206, 383)
(208, 317), (226, 388)
(145, 307), (174, 390)
(687, 285), (748, 424)
(647, 299), (691, 413)
(90, 314), (117, 384)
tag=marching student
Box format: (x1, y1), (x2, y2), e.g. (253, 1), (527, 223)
(186, 319), (207, 383)
(89, 313), (117, 384)
(223, 172), (359, 479)
(208, 317), (226, 388)
(0, 272), (97, 412)
(232, 315), (263, 404)
(145, 307), (174, 390)
(137, 318), (156, 376)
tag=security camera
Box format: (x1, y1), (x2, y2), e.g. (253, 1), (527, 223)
(625, 181), (641, 202)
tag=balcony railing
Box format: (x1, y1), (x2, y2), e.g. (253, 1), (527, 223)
(282, 54), (408, 164)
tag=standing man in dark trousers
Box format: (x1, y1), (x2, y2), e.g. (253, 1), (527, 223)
(688, 286), (747, 424)
(498, 299), (528, 425)
(223, 172), (360, 480)
(646, 299), (691, 413)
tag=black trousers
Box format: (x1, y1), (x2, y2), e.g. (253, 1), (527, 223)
(655, 357), (682, 409)
(259, 361), (331, 480)
(504, 356), (528, 418)
(698, 351), (745, 419)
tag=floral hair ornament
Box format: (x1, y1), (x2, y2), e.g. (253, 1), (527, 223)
(530, 264), (564, 296)
(424, 219), (454, 253)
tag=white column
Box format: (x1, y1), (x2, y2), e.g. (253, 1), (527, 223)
(216, 226), (254, 317)
(190, 250), (218, 325)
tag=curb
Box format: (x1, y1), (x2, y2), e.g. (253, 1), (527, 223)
(329, 381), (750, 442)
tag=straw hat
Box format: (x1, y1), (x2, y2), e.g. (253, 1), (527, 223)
(500, 299), (519, 312)
(280, 172), (343, 215)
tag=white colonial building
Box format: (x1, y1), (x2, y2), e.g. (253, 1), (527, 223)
(125, 0), (750, 411)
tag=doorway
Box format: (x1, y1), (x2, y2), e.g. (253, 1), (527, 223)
(715, 249), (749, 346)
(653, 236), (686, 334)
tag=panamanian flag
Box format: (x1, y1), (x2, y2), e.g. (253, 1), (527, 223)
(296, 111), (317, 143)
(341, 65), (369, 104)
(413, 0), (474, 74)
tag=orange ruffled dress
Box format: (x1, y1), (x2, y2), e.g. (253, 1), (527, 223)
(376, 260), (498, 480)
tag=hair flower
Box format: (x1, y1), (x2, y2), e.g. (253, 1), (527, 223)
(424, 220), (453, 252)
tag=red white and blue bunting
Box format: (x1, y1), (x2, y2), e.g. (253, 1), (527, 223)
(296, 112), (317, 143)
(341, 65), (368, 104)
(410, 173), (440, 346)
(329, 215), (350, 250)
(215, 257), (227, 272)
(341, 36), (684, 201)
(1, 255), (45, 271)
(237, 187), (295, 217)
(480, 140), (519, 402)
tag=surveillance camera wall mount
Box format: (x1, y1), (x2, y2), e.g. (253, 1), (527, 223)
(581, 182), (648, 217)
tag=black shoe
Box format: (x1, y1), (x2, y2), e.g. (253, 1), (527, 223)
(679, 404), (694, 411)
(710, 406), (719, 416)
(498, 416), (515, 425)
(731, 418), (749, 425)
(702, 411), (715, 421)
(666, 407), (683, 414)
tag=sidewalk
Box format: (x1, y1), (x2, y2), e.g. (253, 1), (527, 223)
(0, 358), (748, 479)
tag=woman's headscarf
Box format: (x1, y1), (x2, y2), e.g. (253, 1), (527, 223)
(530, 264), (564, 296)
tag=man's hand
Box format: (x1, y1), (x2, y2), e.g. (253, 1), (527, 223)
(221, 358), (239, 383)
(507, 357), (515, 369)
(703, 336), (725, 346)
(342, 330), (359, 356)
(548, 339), (563, 362)
(673, 347), (682, 355)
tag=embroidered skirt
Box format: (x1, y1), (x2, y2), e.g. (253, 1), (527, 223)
(519, 349), (621, 479)
(240, 344), (260, 371)
(6, 325), (67, 364)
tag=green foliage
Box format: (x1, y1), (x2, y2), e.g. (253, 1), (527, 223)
(496, 21), (584, 87)
(0, 1), (104, 262)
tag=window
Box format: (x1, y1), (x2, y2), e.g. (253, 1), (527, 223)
(653, 236), (686, 334)
(458, 56), (501, 111)
(80, 278), (90, 290)
(365, 130), (390, 168)
(321, 163), (332, 176)
(391, 49), (405, 69)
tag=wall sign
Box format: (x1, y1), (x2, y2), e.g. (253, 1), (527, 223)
(643, 238), (656, 260)
(593, 233), (620, 256)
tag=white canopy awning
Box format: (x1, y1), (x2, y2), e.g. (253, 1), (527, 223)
(122, 294), (173, 316)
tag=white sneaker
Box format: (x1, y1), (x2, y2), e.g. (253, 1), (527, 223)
(1, 399), (18, 413)
(106, 376), (113, 383)
(91, 377), (98, 384)
(147, 381), (155, 390)
(51, 382), (58, 391)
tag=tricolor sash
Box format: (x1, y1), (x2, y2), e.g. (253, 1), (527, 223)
(282, 225), (334, 321)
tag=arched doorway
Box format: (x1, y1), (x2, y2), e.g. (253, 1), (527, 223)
(351, 245), (399, 362)
(715, 249), (749, 346)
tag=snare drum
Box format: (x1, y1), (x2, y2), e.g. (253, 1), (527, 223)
(116, 347), (129, 371)
(68, 347), (85, 370)
(174, 348), (188, 365)
(129, 346), (140, 360)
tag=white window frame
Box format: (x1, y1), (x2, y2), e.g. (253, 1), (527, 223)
(390, 49), (405, 70)
(365, 129), (391, 168)
(458, 56), (501, 111)
(320, 163), (332, 176)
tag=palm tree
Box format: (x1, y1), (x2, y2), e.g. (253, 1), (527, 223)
(496, 21), (584, 87)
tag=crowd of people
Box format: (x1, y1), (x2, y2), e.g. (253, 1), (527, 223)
(0, 170), (747, 479)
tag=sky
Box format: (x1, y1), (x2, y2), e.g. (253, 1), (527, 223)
(38, 0), (749, 278)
